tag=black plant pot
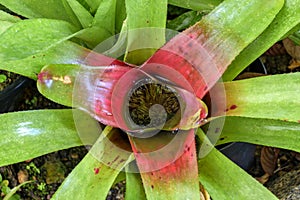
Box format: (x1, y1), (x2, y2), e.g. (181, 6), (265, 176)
(219, 58), (266, 171)
(0, 76), (31, 113)
(219, 142), (257, 171)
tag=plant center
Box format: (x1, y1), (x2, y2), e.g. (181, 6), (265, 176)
(128, 82), (180, 127)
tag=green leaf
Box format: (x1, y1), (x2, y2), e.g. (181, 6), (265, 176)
(115, 0), (126, 33)
(212, 116), (300, 152)
(222, 0), (300, 81)
(37, 64), (81, 107)
(167, 10), (203, 31)
(0, 0), (81, 27)
(0, 11), (19, 40)
(0, 41), (91, 79)
(75, 0), (118, 48)
(0, 10), (20, 22)
(124, 0), (168, 64)
(125, 163), (147, 200)
(197, 129), (278, 200)
(75, 26), (111, 48)
(168, 0), (222, 11)
(0, 18), (79, 61)
(0, 20), (14, 35)
(0, 109), (82, 167)
(66, 0), (93, 28)
(78, 0), (117, 47)
(196, 0), (284, 82)
(93, 0), (116, 35)
(85, 0), (102, 14)
(53, 127), (133, 200)
(223, 73), (300, 122)
(130, 130), (200, 200)
(289, 28), (300, 45)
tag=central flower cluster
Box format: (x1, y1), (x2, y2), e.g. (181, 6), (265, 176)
(128, 81), (180, 127)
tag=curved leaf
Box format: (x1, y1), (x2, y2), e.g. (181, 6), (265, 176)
(0, 18), (79, 61)
(0, 109), (82, 167)
(124, 0), (168, 64)
(197, 129), (278, 200)
(213, 116), (300, 152)
(0, 21), (13, 35)
(168, 0), (222, 11)
(0, 0), (81, 27)
(66, 0), (93, 28)
(167, 11), (204, 31)
(0, 42), (86, 79)
(125, 163), (147, 200)
(223, 73), (300, 122)
(53, 126), (133, 200)
(130, 129), (200, 200)
(37, 64), (81, 107)
(85, 0), (102, 14)
(145, 0), (284, 99)
(0, 10), (20, 22)
(222, 0), (300, 81)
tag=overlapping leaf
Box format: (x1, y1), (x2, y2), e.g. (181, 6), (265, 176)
(0, 110), (82, 167)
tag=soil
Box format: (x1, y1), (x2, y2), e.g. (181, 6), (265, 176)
(0, 70), (20, 92)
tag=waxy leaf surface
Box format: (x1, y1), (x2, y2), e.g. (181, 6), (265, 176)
(130, 130), (200, 200)
(214, 116), (300, 153)
(0, 0), (81, 27)
(0, 109), (82, 167)
(145, 0), (284, 99)
(0, 19), (78, 61)
(197, 129), (278, 200)
(53, 126), (133, 200)
(223, 73), (300, 122)
(223, 0), (300, 81)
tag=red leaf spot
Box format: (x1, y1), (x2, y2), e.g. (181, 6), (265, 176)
(215, 127), (220, 133)
(37, 71), (52, 83)
(298, 120), (300, 123)
(151, 185), (154, 189)
(230, 105), (237, 110)
(94, 167), (100, 175)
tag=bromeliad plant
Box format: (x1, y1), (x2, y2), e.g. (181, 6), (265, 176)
(1, 0), (300, 199)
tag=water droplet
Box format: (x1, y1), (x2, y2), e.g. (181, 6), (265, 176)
(171, 128), (179, 134)
(105, 112), (113, 116)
